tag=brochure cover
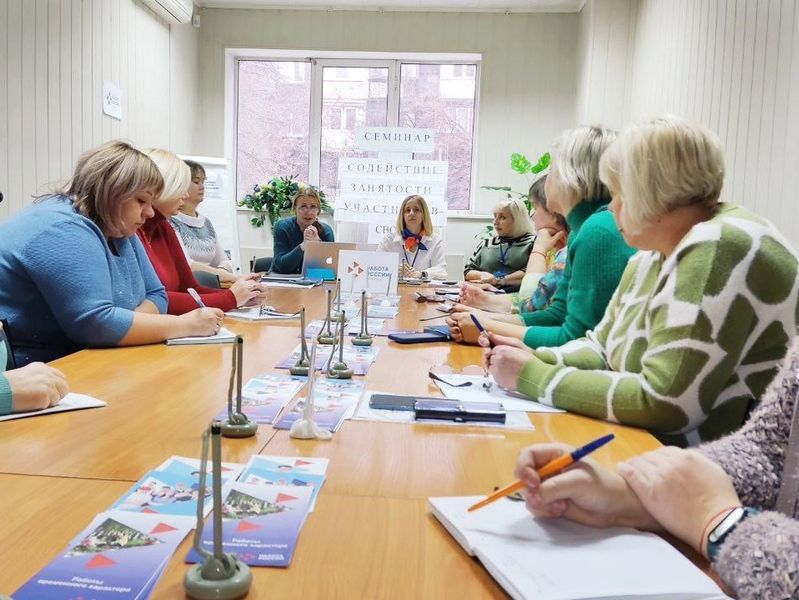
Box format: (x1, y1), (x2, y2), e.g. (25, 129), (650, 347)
(273, 379), (365, 431)
(185, 482), (313, 567)
(246, 455), (330, 476)
(214, 374), (305, 423)
(239, 464), (326, 512)
(111, 469), (213, 517)
(346, 317), (389, 336)
(14, 511), (193, 600)
(154, 456), (245, 483)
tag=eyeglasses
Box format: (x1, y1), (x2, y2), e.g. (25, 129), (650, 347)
(258, 305), (301, 318)
(428, 364), (492, 391)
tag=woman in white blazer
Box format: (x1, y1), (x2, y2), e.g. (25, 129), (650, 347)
(377, 195), (447, 280)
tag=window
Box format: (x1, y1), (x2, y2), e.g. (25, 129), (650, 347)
(399, 64), (477, 211)
(234, 54), (480, 212)
(236, 60), (311, 202)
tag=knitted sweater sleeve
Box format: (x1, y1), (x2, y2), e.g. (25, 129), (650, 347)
(23, 221), (135, 346)
(160, 226), (236, 314)
(697, 338), (799, 599)
(521, 213), (632, 348)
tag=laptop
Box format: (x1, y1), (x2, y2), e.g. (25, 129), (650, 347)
(302, 241), (358, 281)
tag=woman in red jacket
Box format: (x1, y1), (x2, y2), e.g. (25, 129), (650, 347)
(138, 149), (265, 314)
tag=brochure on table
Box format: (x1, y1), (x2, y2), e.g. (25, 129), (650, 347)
(186, 482), (314, 567)
(214, 374), (306, 423)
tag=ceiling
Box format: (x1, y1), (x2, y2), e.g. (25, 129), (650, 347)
(196, 0), (585, 13)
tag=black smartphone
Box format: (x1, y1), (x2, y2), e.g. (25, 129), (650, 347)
(388, 330), (450, 344)
(369, 393), (445, 411)
(414, 399), (506, 423)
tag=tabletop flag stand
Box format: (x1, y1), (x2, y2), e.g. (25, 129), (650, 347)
(290, 305), (311, 376)
(352, 291), (373, 347)
(289, 339), (334, 440)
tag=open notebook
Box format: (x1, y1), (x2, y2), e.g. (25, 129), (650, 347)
(165, 326), (237, 345)
(429, 496), (729, 600)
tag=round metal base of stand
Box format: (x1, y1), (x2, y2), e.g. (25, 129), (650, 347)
(220, 419), (258, 438)
(289, 365), (310, 375)
(317, 334), (336, 345)
(328, 366), (354, 379)
(352, 336), (373, 347)
(184, 561), (252, 599)
(331, 312), (345, 322)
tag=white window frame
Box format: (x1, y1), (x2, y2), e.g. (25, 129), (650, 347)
(225, 49), (482, 214)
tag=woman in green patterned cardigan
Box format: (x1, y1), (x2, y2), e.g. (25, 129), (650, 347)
(486, 116), (799, 446)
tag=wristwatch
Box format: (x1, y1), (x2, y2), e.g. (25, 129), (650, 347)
(706, 506), (760, 561)
(421, 270), (429, 279)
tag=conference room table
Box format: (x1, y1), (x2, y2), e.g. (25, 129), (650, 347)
(0, 283), (674, 599)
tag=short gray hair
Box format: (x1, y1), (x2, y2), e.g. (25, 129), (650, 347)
(599, 115), (725, 234)
(550, 125), (617, 201)
(493, 198), (534, 238)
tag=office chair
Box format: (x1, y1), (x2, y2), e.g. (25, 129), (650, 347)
(251, 256), (273, 273)
(192, 271), (221, 289)
(0, 319), (16, 370)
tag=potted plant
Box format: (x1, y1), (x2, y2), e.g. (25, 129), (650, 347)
(477, 151), (550, 238)
(238, 175), (333, 231)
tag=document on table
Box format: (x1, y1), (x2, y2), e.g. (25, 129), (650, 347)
(165, 326), (237, 345)
(433, 375), (565, 413)
(354, 391), (535, 431)
(0, 392), (106, 422)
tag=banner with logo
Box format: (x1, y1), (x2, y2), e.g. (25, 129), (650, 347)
(336, 250), (399, 296)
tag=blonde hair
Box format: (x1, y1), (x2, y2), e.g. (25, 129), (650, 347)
(599, 115), (725, 234)
(493, 198), (534, 239)
(549, 125), (617, 202)
(58, 140), (163, 236)
(292, 186), (322, 212)
(144, 148), (191, 205)
(396, 195), (434, 235)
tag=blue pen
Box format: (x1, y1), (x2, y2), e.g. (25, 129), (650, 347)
(187, 287), (206, 308)
(469, 313), (494, 390)
(469, 433), (616, 511)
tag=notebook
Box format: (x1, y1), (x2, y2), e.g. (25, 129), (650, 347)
(0, 392), (106, 422)
(165, 326), (237, 345)
(429, 496), (729, 600)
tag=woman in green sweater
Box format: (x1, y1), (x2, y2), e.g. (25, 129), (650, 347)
(486, 115), (799, 446)
(449, 125), (635, 347)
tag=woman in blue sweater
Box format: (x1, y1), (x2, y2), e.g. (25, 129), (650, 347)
(271, 187), (334, 274)
(0, 141), (224, 366)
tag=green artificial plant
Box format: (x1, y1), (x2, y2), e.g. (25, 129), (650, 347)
(238, 175), (332, 230)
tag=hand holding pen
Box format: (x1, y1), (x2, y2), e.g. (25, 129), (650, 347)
(187, 288), (225, 335)
(469, 434), (615, 513)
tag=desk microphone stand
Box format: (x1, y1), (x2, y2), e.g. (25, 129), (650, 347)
(220, 336), (257, 438)
(317, 289), (336, 345)
(331, 278), (345, 323)
(327, 312), (354, 379)
(289, 338), (333, 440)
(290, 305), (311, 376)
(184, 422), (252, 599)
(352, 290), (373, 347)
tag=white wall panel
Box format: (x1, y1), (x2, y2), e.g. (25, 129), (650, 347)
(577, 0), (799, 245)
(0, 0), (200, 222)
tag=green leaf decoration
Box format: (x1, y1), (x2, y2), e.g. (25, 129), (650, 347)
(530, 152), (550, 174)
(510, 153), (533, 174)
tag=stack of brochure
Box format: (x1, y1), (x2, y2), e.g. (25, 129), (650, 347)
(273, 379), (364, 432)
(186, 456), (329, 567)
(215, 373), (306, 424)
(12, 454), (329, 598)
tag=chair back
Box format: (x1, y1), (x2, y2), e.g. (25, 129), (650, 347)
(192, 271), (221, 289)
(252, 256), (273, 273)
(0, 320), (16, 370)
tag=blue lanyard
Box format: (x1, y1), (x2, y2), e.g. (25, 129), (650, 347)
(403, 247), (420, 268)
(497, 240), (512, 274)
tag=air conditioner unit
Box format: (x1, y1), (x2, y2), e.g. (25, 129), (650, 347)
(140, 0), (194, 25)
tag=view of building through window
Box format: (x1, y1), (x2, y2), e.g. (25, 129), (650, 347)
(236, 58), (478, 211)
(236, 60), (311, 203)
(320, 67), (389, 206)
(399, 64), (477, 211)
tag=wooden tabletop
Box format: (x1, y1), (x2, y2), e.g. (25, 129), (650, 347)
(0, 284), (665, 599)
